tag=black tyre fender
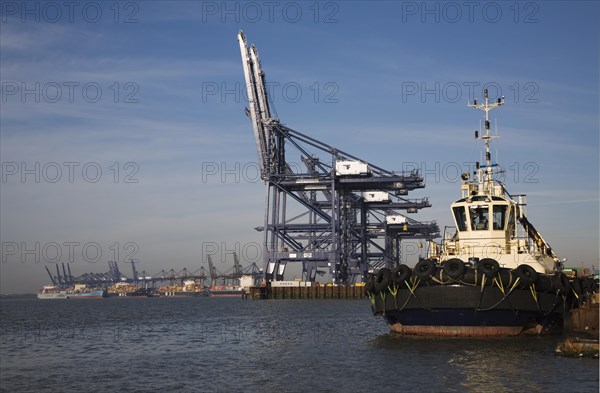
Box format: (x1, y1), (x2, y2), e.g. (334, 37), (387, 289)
(443, 258), (466, 280)
(497, 268), (514, 288)
(414, 259), (437, 280)
(391, 264), (412, 284)
(515, 264), (538, 286)
(374, 268), (392, 293)
(536, 274), (554, 292)
(461, 267), (477, 285)
(478, 258), (500, 277)
(553, 272), (570, 294)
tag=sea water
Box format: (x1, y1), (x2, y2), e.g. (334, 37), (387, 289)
(1, 298), (598, 392)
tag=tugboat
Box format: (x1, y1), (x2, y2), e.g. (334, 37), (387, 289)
(368, 90), (597, 336)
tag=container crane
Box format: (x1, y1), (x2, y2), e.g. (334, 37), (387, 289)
(238, 31), (439, 284)
(45, 266), (57, 285)
(207, 255), (218, 287)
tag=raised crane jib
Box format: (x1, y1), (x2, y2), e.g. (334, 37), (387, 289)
(517, 207), (559, 261)
(237, 30), (275, 180)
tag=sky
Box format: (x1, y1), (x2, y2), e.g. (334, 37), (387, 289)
(1, 1), (598, 293)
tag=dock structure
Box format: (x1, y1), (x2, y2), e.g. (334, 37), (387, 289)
(238, 31), (438, 285)
(555, 293), (599, 357)
(249, 285), (367, 300)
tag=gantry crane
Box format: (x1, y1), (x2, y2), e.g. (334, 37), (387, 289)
(238, 31), (439, 284)
(207, 255), (219, 287)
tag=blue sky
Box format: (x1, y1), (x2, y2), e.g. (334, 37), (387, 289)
(1, 1), (598, 293)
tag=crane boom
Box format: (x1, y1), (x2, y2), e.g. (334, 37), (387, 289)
(55, 264), (62, 285)
(233, 252), (242, 275)
(129, 259), (138, 283)
(249, 44), (272, 121)
(62, 263), (68, 284)
(207, 255), (218, 287)
(238, 30), (270, 179)
(45, 266), (56, 285)
(517, 208), (559, 261)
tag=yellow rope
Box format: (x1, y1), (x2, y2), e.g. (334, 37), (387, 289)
(493, 273), (506, 295)
(571, 287), (580, 299)
(430, 276), (443, 285)
(529, 283), (538, 306)
(406, 277), (420, 296)
(509, 276), (521, 292)
(379, 291), (386, 315)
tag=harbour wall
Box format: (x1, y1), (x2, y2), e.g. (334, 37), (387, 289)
(249, 285), (367, 300)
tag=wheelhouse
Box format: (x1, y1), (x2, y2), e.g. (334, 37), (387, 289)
(451, 195), (513, 233)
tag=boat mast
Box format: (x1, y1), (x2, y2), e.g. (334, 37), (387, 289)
(468, 89), (504, 195)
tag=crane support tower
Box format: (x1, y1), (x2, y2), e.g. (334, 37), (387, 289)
(237, 31), (439, 284)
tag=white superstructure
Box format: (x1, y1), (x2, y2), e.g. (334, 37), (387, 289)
(428, 89), (559, 274)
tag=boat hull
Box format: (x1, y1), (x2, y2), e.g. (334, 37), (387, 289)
(384, 308), (561, 336)
(159, 291), (208, 297)
(372, 283), (571, 337)
(109, 288), (155, 297)
(209, 290), (242, 297)
(67, 290), (108, 299)
(37, 292), (67, 299)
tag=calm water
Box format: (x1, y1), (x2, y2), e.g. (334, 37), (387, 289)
(1, 298), (598, 392)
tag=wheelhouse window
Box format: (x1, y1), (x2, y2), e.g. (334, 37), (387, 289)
(453, 206), (468, 231)
(493, 205), (508, 230)
(469, 205), (489, 230)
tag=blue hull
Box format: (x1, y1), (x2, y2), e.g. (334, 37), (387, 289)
(67, 290), (108, 298)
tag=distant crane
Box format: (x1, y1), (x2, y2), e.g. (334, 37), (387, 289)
(67, 263), (74, 282)
(233, 252), (243, 276)
(129, 259), (139, 284)
(45, 266), (56, 285)
(207, 255), (218, 287)
(55, 265), (62, 285)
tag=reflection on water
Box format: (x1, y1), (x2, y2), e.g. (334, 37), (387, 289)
(370, 334), (597, 392)
(1, 298), (598, 392)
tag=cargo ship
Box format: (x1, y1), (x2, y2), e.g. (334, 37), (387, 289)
(158, 279), (209, 297)
(108, 282), (155, 297)
(64, 284), (108, 299)
(209, 276), (255, 297)
(368, 91), (597, 336)
(37, 285), (67, 299)
(209, 285), (243, 297)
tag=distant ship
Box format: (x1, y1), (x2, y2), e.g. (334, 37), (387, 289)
(66, 290), (108, 299)
(37, 284), (107, 299)
(209, 285), (243, 298)
(65, 284), (108, 299)
(368, 90), (598, 336)
(37, 285), (67, 299)
(158, 279), (209, 297)
(108, 282), (156, 297)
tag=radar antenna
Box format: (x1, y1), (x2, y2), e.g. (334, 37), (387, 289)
(468, 89), (504, 194)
